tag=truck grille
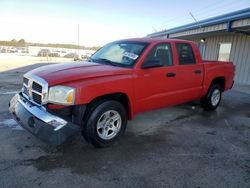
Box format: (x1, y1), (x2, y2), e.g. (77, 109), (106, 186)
(32, 82), (43, 93)
(23, 77), (29, 85)
(32, 92), (42, 104)
(23, 86), (29, 96)
(22, 75), (47, 105)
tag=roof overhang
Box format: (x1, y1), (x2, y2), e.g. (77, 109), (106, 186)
(148, 8), (250, 38)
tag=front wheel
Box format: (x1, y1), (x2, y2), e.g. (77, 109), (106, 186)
(201, 84), (222, 111)
(82, 100), (127, 148)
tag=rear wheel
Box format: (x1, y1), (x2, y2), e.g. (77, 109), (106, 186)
(201, 84), (222, 111)
(82, 100), (127, 148)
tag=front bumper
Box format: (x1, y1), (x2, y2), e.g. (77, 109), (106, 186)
(9, 93), (79, 146)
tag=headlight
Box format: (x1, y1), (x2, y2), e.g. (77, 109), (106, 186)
(48, 86), (75, 105)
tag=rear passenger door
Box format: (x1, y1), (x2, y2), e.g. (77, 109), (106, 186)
(174, 42), (204, 102)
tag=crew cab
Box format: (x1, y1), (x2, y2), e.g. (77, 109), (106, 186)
(9, 38), (235, 147)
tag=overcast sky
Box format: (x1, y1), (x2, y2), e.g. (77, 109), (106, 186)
(0, 0), (249, 46)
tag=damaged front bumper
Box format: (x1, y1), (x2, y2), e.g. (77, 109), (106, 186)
(9, 93), (80, 146)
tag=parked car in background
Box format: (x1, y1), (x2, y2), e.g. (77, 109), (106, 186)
(37, 49), (50, 57)
(9, 38), (235, 148)
(49, 52), (60, 57)
(1, 48), (8, 53)
(64, 53), (78, 58)
(59, 50), (67, 57)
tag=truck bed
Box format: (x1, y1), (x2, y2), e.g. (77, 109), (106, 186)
(202, 60), (234, 96)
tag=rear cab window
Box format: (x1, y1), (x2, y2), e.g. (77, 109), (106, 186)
(176, 43), (196, 65)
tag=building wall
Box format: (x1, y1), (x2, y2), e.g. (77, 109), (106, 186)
(189, 33), (250, 85)
(169, 23), (227, 38)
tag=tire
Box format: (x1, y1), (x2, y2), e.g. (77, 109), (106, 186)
(201, 84), (222, 111)
(82, 100), (127, 148)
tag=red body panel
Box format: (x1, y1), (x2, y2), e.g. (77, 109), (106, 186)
(201, 61), (235, 96)
(31, 38), (235, 120)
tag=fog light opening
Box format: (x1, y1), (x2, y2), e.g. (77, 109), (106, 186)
(28, 117), (35, 128)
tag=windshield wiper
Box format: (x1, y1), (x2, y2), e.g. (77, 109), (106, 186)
(97, 58), (118, 66)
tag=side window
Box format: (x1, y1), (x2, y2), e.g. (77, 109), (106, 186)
(176, 43), (196, 65)
(143, 43), (173, 67)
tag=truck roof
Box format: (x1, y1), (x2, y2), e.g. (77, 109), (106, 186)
(117, 37), (196, 44)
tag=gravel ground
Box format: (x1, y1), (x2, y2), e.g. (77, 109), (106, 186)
(0, 58), (249, 188)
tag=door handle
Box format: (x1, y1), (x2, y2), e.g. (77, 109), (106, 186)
(194, 70), (201, 74)
(166, 72), (176, 77)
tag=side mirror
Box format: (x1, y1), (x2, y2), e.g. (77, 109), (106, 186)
(141, 60), (163, 69)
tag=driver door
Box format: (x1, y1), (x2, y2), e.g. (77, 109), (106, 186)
(134, 43), (179, 113)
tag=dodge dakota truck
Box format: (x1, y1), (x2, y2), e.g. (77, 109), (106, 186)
(9, 38), (234, 147)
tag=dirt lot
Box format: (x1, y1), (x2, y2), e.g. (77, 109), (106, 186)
(0, 56), (250, 188)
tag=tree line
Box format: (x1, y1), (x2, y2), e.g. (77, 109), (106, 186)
(0, 39), (100, 50)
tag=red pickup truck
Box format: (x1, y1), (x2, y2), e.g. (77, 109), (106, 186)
(9, 38), (234, 147)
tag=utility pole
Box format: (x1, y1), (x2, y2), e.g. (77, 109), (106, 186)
(78, 25), (80, 59)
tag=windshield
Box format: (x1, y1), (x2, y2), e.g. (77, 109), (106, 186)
(90, 41), (148, 67)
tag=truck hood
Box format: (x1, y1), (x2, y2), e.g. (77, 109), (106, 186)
(29, 62), (132, 85)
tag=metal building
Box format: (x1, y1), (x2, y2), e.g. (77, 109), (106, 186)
(148, 8), (250, 85)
